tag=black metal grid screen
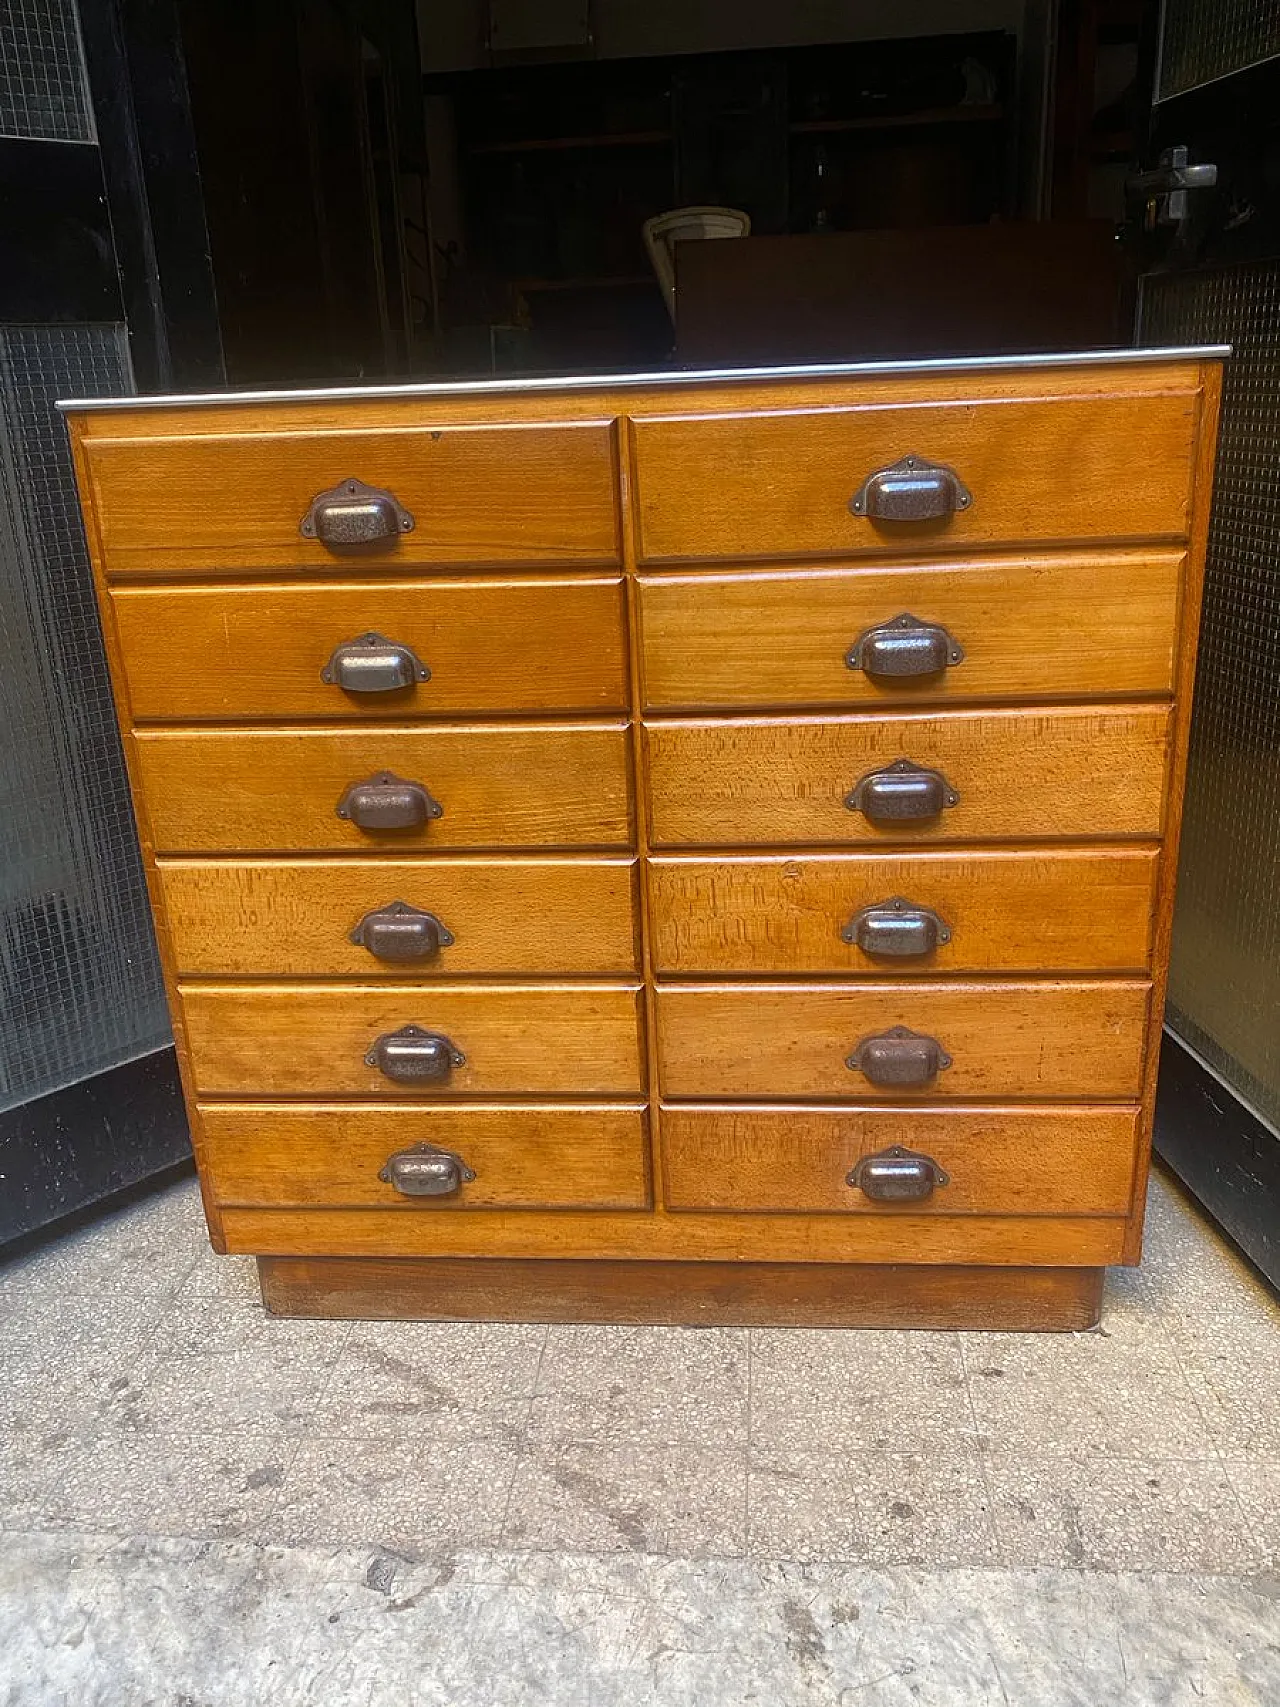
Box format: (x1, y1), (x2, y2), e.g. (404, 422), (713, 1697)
(0, 0), (93, 142)
(0, 324), (170, 1111)
(1157, 0), (1280, 101)
(1141, 261), (1280, 1132)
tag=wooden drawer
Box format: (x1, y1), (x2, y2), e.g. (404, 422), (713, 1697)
(134, 722), (631, 854)
(113, 577), (627, 721)
(83, 420), (620, 576)
(200, 1102), (649, 1209)
(648, 849), (1158, 975)
(645, 705), (1170, 847)
(160, 856), (638, 978)
(630, 388), (1197, 563)
(660, 1105), (1140, 1215)
(182, 983), (644, 1097)
(638, 553), (1182, 710)
(655, 980), (1150, 1100)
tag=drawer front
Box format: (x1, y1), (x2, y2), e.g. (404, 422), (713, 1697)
(648, 849), (1158, 975)
(85, 420), (620, 575)
(114, 578), (627, 721)
(631, 390), (1197, 563)
(135, 723), (631, 854)
(200, 1103), (649, 1209)
(655, 981), (1150, 1100)
(182, 983), (644, 1097)
(645, 706), (1170, 847)
(661, 1105), (1140, 1215)
(638, 553), (1182, 710)
(160, 857), (638, 978)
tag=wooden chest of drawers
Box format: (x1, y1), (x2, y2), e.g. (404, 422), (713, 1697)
(63, 348), (1224, 1330)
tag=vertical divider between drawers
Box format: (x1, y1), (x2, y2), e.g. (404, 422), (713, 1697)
(615, 414), (666, 1209)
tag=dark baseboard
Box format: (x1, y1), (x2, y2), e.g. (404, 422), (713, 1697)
(1155, 1029), (1280, 1288)
(0, 1047), (191, 1247)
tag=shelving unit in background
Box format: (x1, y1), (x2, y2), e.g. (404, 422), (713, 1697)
(428, 31), (1014, 371)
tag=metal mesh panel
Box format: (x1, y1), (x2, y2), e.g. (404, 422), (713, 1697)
(0, 324), (170, 1111)
(1140, 261), (1280, 1132)
(1157, 0), (1280, 101)
(0, 0), (93, 142)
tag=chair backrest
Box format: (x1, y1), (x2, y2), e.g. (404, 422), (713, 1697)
(643, 205), (751, 322)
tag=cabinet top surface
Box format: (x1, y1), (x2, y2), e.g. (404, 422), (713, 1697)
(58, 344), (1229, 415)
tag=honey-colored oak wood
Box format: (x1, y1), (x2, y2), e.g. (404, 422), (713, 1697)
(63, 354), (1223, 1320)
(228, 1203), (1128, 1265)
(645, 705), (1172, 847)
(1124, 361), (1223, 1260)
(656, 979), (1150, 1100)
(158, 855), (638, 978)
(112, 577), (628, 720)
(134, 722), (632, 854)
(637, 552), (1182, 709)
(630, 390), (1198, 563)
(84, 420), (621, 575)
(181, 981), (645, 1097)
(200, 1102), (650, 1209)
(659, 1103), (1139, 1214)
(647, 847), (1159, 975)
(259, 1254), (1105, 1329)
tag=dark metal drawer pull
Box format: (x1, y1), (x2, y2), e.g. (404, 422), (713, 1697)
(336, 771), (443, 831)
(846, 759), (959, 823)
(847, 1145), (950, 1202)
(351, 901), (454, 963)
(846, 612), (964, 679)
(379, 1144), (475, 1197)
(849, 455), (972, 523)
(365, 1025), (465, 1085)
(322, 632), (430, 694)
(300, 477), (415, 547)
(846, 1025), (952, 1087)
(842, 896), (951, 959)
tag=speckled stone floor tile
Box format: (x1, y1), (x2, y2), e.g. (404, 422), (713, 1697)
(267, 1434), (520, 1554)
(308, 1319), (547, 1442)
(1221, 1457), (1280, 1568)
(36, 1429), (296, 1542)
(962, 1312), (1214, 1460)
(504, 1440), (748, 1558)
(986, 1454), (1262, 1572)
(1165, 1313), (1280, 1460)
(747, 1448), (999, 1567)
(751, 1329), (974, 1457)
(529, 1325), (748, 1446)
(100, 1296), (349, 1438)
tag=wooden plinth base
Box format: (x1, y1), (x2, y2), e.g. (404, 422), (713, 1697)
(258, 1256), (1104, 1331)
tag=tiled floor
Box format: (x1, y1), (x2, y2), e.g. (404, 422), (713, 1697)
(1, 1162), (1278, 1576)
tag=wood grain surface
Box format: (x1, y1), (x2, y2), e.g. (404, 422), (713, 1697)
(645, 705), (1172, 846)
(159, 856), (638, 977)
(647, 847), (1158, 975)
(655, 979), (1150, 1099)
(135, 722), (633, 853)
(638, 552), (1182, 709)
(225, 1203), (1128, 1266)
(86, 419), (620, 575)
(631, 390), (1197, 562)
(113, 577), (628, 720)
(258, 1254), (1105, 1329)
(200, 1102), (650, 1209)
(659, 1103), (1139, 1214)
(182, 981), (645, 1097)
